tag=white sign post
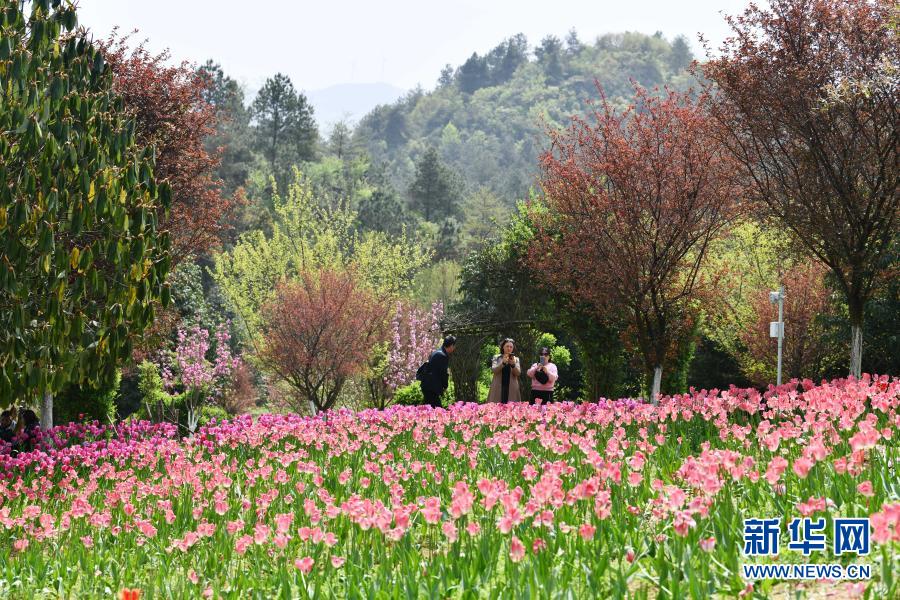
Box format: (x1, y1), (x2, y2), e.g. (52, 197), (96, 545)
(769, 286), (785, 386)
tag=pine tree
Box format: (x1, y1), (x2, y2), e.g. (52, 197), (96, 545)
(669, 36), (693, 72)
(251, 73), (318, 181)
(408, 148), (463, 222)
(457, 54), (490, 94)
(565, 28), (583, 56)
(535, 36), (564, 83)
(198, 61), (255, 197)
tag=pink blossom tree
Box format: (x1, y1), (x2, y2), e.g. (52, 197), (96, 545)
(164, 322), (241, 432)
(384, 301), (444, 393)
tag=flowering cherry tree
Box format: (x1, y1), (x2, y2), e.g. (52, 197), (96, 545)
(384, 301), (444, 392)
(163, 322), (241, 432)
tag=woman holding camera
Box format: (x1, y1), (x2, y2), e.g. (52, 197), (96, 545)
(487, 338), (521, 404)
(527, 347), (558, 404)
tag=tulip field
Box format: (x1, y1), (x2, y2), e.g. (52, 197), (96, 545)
(1, 376), (898, 599)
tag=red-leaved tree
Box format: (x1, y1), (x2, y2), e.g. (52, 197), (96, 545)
(532, 86), (742, 400)
(702, 0), (898, 377)
(740, 262), (836, 385)
(258, 270), (389, 414)
(100, 34), (238, 265)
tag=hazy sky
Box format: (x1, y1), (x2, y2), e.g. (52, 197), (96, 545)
(76, 0), (751, 94)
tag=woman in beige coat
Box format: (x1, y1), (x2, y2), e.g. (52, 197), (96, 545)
(487, 338), (521, 404)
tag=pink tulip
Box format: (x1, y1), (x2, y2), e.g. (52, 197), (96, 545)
(509, 536), (525, 563)
(294, 556), (314, 574)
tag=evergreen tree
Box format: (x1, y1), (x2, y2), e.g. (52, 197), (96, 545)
(408, 148), (463, 222)
(669, 35), (693, 72)
(250, 73), (318, 181)
(326, 120), (355, 160)
(198, 61), (254, 199)
(434, 217), (462, 261)
(535, 35), (564, 83)
(488, 34), (528, 85)
(565, 28), (583, 56)
(0, 1), (172, 416)
(461, 187), (508, 254)
(438, 64), (455, 87)
(358, 188), (407, 236)
(457, 53), (490, 94)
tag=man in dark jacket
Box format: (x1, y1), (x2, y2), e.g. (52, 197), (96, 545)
(421, 335), (456, 408)
(0, 410), (15, 445)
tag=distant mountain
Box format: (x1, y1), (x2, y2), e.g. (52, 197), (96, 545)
(353, 31), (697, 205)
(307, 82), (406, 129)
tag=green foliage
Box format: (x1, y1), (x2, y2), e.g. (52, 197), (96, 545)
(460, 187), (509, 255)
(703, 220), (793, 362)
(168, 261), (219, 330)
(687, 337), (752, 391)
(477, 342), (496, 390)
(303, 154), (373, 212)
(408, 147), (463, 222)
(54, 372), (120, 425)
(0, 0), (171, 406)
(360, 341), (392, 411)
(357, 188), (408, 236)
(393, 380), (456, 407)
(325, 120), (363, 161)
(660, 317), (699, 395)
(412, 260), (462, 308)
(135, 360), (229, 430)
(456, 202), (544, 322)
(701, 220), (855, 386)
(250, 73), (317, 188)
(819, 263), (900, 378)
(392, 382), (424, 406)
(136, 361), (174, 410)
(433, 217), (462, 261)
(567, 313), (634, 400)
(198, 61), (254, 198)
(535, 35), (564, 83)
(355, 32), (696, 205)
(199, 405), (229, 426)
(212, 170), (429, 338)
(476, 381), (489, 403)
(534, 332), (571, 369)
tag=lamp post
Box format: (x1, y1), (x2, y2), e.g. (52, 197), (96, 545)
(769, 286), (785, 386)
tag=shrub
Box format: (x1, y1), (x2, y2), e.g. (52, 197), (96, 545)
(393, 380), (455, 407)
(393, 382), (424, 406)
(54, 372), (120, 426)
(199, 405), (229, 426)
(135, 361), (181, 424)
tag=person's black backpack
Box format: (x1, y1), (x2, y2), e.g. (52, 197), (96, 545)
(535, 368), (549, 385)
(415, 361), (431, 382)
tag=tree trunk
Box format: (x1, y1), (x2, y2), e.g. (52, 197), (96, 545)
(849, 323), (863, 379)
(650, 366), (662, 404)
(41, 391), (53, 430)
(848, 297), (864, 379)
(450, 334), (481, 403)
(308, 398), (318, 416)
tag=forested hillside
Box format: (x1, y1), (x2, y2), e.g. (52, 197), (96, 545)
(354, 31), (696, 204)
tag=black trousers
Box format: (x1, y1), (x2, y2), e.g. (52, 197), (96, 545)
(531, 389), (554, 404)
(422, 389), (443, 408)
